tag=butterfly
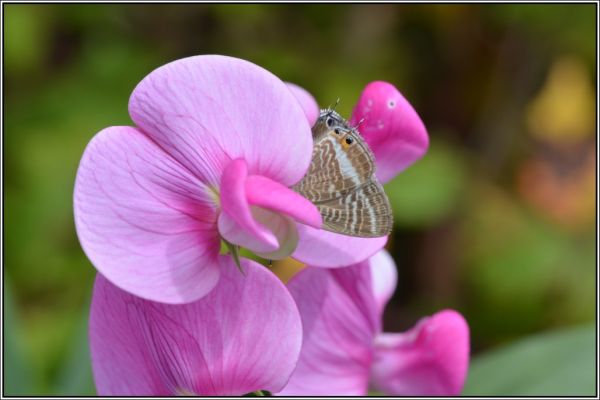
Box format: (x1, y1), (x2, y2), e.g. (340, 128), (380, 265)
(293, 108), (393, 237)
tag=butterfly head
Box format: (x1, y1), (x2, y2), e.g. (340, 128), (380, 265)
(319, 109), (347, 129)
(313, 108), (347, 140)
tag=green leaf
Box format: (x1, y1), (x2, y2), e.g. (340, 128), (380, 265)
(463, 324), (596, 396)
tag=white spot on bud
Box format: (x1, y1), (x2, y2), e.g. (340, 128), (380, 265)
(377, 120), (385, 129)
(388, 100), (396, 109)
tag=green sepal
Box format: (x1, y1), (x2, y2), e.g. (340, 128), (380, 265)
(223, 239), (245, 276)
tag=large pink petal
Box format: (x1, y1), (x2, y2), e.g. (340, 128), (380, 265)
(90, 257), (302, 396)
(292, 224), (387, 267)
(350, 81), (429, 184)
(278, 262), (379, 396)
(370, 310), (470, 396)
(286, 82), (319, 126)
(369, 250), (398, 317)
(74, 126), (221, 304)
(129, 55), (313, 188)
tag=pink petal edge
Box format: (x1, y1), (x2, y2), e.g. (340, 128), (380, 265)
(370, 310), (470, 396)
(369, 250), (398, 317)
(286, 82), (319, 126)
(350, 81), (429, 184)
(293, 224), (387, 268)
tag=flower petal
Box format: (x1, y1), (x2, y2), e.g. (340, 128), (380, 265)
(218, 159), (320, 257)
(350, 81), (429, 184)
(369, 250), (398, 316)
(370, 310), (470, 396)
(292, 224), (387, 267)
(74, 126), (221, 304)
(90, 257), (303, 396)
(251, 207), (299, 260)
(129, 55), (313, 187)
(246, 175), (322, 229)
(286, 82), (319, 126)
(278, 261), (379, 396)
(218, 158), (279, 253)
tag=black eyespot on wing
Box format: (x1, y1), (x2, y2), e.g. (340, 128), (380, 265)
(334, 128), (341, 135)
(345, 136), (354, 145)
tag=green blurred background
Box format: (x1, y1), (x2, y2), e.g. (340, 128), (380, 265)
(4, 4), (596, 396)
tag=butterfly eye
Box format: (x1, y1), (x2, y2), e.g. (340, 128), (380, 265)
(326, 117), (335, 128)
(345, 136), (354, 145)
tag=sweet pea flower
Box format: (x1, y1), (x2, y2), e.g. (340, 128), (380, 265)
(279, 250), (470, 396)
(74, 55), (428, 304)
(74, 55), (322, 304)
(89, 257), (302, 396)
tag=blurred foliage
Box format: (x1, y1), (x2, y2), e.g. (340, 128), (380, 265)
(3, 4), (596, 395)
(385, 138), (468, 227)
(464, 324), (596, 396)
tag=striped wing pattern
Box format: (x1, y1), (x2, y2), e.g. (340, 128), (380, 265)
(293, 134), (374, 204)
(319, 179), (393, 237)
(293, 109), (393, 237)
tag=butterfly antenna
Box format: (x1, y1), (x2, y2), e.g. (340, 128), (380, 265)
(326, 98), (340, 114)
(354, 117), (366, 130)
(332, 97), (340, 111)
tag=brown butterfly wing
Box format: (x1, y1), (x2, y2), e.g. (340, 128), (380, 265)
(293, 130), (375, 204)
(317, 179), (393, 237)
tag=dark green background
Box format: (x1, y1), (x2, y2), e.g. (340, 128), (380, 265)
(4, 4), (596, 395)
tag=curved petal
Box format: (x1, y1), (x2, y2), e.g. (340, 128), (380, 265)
(90, 257), (303, 396)
(286, 82), (319, 126)
(369, 250), (398, 316)
(246, 175), (321, 229)
(350, 81), (429, 184)
(218, 158), (278, 253)
(278, 262), (379, 396)
(370, 310), (470, 396)
(74, 126), (221, 304)
(292, 224), (387, 267)
(218, 159), (321, 257)
(251, 208), (299, 260)
(129, 55), (313, 187)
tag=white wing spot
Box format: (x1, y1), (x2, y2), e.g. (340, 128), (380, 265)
(331, 139), (360, 186)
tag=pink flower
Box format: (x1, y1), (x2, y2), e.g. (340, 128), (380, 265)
(278, 251), (470, 396)
(74, 55), (428, 304)
(74, 55), (321, 304)
(89, 258), (302, 396)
